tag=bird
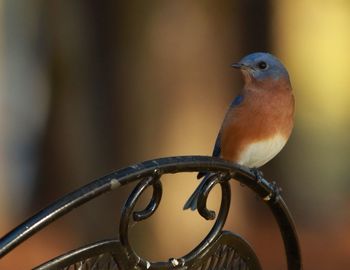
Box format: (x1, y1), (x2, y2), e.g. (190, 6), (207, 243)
(184, 52), (295, 211)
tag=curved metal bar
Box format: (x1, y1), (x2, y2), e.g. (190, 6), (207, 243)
(234, 171), (302, 269)
(197, 172), (231, 220)
(0, 155), (302, 270)
(268, 198), (302, 269)
(182, 179), (231, 263)
(33, 239), (122, 270)
(119, 173), (163, 265)
(0, 156), (231, 259)
(133, 172), (162, 222)
(197, 174), (220, 220)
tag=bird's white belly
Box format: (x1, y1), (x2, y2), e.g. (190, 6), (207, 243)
(237, 134), (288, 168)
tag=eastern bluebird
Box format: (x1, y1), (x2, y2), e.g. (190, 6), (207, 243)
(184, 52), (294, 210)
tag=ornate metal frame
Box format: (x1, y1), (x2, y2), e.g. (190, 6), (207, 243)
(0, 156), (302, 269)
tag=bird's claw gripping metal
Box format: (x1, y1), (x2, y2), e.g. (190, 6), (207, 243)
(263, 181), (282, 203)
(249, 168), (281, 203)
(250, 168), (264, 183)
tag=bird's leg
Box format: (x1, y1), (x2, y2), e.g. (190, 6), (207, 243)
(250, 167), (264, 182)
(249, 168), (283, 202)
(262, 181), (283, 202)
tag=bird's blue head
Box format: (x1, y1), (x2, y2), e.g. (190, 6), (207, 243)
(232, 52), (289, 82)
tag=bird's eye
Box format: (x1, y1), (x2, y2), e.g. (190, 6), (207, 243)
(257, 61), (267, 70)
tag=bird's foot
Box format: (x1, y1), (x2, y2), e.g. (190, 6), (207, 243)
(250, 167), (264, 182)
(263, 181), (282, 203)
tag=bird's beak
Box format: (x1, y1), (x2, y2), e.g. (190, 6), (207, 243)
(231, 63), (252, 71)
(231, 63), (243, 69)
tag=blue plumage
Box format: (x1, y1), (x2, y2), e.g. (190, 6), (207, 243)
(231, 95), (244, 107)
(237, 52), (289, 81)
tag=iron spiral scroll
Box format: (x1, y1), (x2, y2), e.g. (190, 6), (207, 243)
(0, 156), (302, 269)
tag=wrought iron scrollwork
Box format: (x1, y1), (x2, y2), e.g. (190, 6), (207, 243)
(0, 156), (302, 270)
(117, 169), (241, 269)
(196, 172), (231, 220)
(119, 171), (163, 268)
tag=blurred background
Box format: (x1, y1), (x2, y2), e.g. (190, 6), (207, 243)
(0, 0), (350, 269)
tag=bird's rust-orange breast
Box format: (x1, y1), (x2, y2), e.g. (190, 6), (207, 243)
(220, 78), (294, 164)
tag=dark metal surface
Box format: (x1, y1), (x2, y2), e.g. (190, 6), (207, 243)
(34, 231), (261, 270)
(33, 240), (123, 270)
(0, 155), (302, 269)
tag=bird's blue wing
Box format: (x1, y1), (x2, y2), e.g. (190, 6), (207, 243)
(197, 132), (221, 179)
(197, 94), (243, 180)
(230, 94), (244, 107)
(211, 94), (243, 158)
(212, 132), (222, 157)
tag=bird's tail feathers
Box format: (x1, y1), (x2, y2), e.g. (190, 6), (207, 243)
(183, 186), (201, 210)
(183, 173), (213, 211)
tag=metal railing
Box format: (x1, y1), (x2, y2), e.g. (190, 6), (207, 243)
(0, 156), (302, 269)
